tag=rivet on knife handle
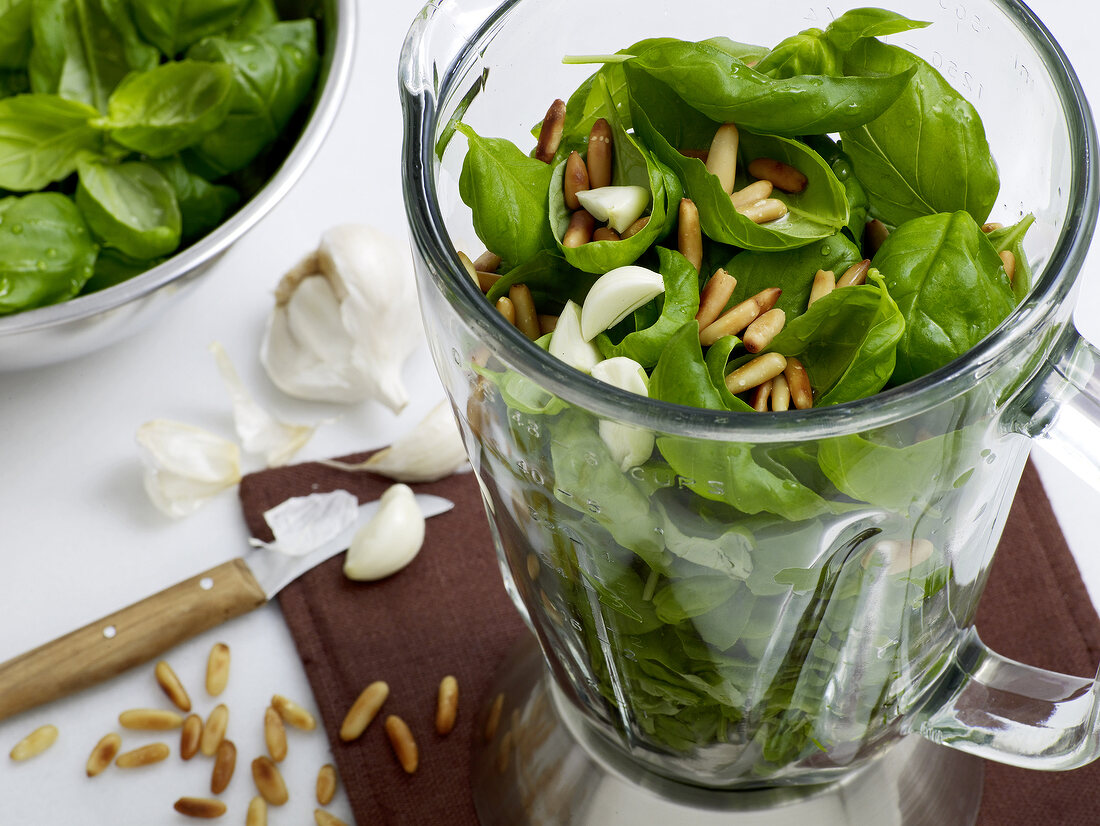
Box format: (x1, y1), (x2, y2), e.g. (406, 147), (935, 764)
(0, 560), (266, 722)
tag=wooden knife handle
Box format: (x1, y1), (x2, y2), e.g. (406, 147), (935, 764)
(0, 559), (267, 722)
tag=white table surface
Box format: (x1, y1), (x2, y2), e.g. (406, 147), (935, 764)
(2, 1), (1100, 823)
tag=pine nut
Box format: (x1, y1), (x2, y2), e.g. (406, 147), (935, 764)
(119, 708), (184, 730)
(316, 763), (337, 806)
(538, 314), (558, 335)
(534, 99), (566, 163)
(784, 357), (813, 409)
(180, 713), (202, 760)
(384, 715), (419, 774)
(315, 811), (348, 826)
(864, 538), (935, 574)
(9, 724), (57, 761)
(747, 157), (807, 193)
(865, 219), (890, 256)
(730, 180), (773, 210)
(173, 797), (227, 818)
(246, 797), (267, 826)
(705, 123), (740, 194)
(700, 287), (782, 346)
(771, 373), (791, 411)
(562, 209), (596, 247)
(495, 296), (516, 325)
(252, 756), (289, 805)
(264, 707), (287, 762)
(476, 271), (500, 293)
(621, 215), (650, 239)
(211, 739), (236, 795)
(563, 150), (589, 210)
(738, 198), (788, 224)
(981, 221), (1003, 233)
(509, 284), (541, 340)
(678, 198), (702, 272)
(751, 379), (772, 412)
(473, 250), (501, 273)
(436, 675), (459, 736)
(695, 268), (737, 330)
(155, 661), (192, 712)
(200, 704), (229, 757)
(586, 118), (612, 189)
(457, 251), (479, 286)
(497, 729), (514, 774)
(837, 259), (870, 288)
(592, 226), (621, 242)
(526, 552), (540, 580)
(272, 694), (317, 731)
(485, 693), (505, 741)
(206, 643), (230, 696)
(999, 249), (1016, 283)
(86, 732), (121, 777)
(339, 681), (389, 742)
(808, 269), (836, 308)
(116, 742), (170, 768)
(743, 308), (786, 354)
(724, 353), (788, 395)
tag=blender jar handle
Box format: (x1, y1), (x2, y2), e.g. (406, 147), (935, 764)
(916, 328), (1100, 769)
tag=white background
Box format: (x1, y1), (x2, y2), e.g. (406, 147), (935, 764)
(2, 0), (1100, 823)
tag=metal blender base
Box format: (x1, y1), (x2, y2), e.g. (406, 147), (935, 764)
(472, 633), (983, 826)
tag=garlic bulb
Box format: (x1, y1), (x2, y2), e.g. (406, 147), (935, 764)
(343, 484), (426, 581)
(321, 400), (470, 482)
(136, 421), (242, 518)
(210, 341), (317, 467)
(261, 224), (422, 411)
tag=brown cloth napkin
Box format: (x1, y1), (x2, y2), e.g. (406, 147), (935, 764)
(238, 459), (1100, 825)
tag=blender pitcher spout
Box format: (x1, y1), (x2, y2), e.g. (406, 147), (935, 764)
(915, 627), (1100, 770)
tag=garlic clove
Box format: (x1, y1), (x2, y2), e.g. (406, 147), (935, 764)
(136, 420), (242, 518)
(575, 186), (651, 234)
(548, 300), (604, 374)
(210, 342), (318, 467)
(589, 356), (655, 471)
(343, 484), (426, 581)
(579, 266), (664, 342)
(320, 400), (470, 482)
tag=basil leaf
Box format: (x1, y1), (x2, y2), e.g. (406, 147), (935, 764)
(0, 0), (31, 70)
(456, 123), (556, 270)
(625, 39), (916, 137)
(872, 211), (1014, 384)
(224, 0), (278, 39)
(185, 20), (319, 176)
(81, 247), (161, 293)
(595, 247), (700, 367)
(151, 156), (239, 243)
(132, 0), (251, 57)
(0, 69), (28, 99)
(653, 576), (739, 623)
(985, 213), (1035, 302)
(76, 159), (182, 258)
(104, 61), (235, 157)
(0, 93), (102, 190)
(703, 334), (754, 412)
(484, 249), (597, 309)
(0, 192), (97, 314)
(804, 135), (868, 242)
(840, 38), (999, 227)
(630, 92), (849, 250)
(824, 8), (930, 53)
(650, 321), (726, 411)
(28, 0), (159, 112)
(755, 29), (841, 78)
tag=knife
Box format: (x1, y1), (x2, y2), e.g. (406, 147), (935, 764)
(0, 493), (454, 722)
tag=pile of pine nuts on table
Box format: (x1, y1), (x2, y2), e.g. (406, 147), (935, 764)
(6, 642), (460, 823)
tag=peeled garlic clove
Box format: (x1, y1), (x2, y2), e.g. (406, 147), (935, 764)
(344, 484), (426, 581)
(136, 421), (242, 518)
(321, 401), (469, 482)
(579, 266), (664, 341)
(261, 225), (422, 412)
(548, 300), (604, 374)
(210, 342), (317, 467)
(575, 186), (650, 234)
(589, 357), (655, 471)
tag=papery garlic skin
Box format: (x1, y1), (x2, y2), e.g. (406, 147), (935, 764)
(136, 421), (242, 518)
(261, 225), (422, 411)
(250, 490), (360, 556)
(343, 484), (426, 581)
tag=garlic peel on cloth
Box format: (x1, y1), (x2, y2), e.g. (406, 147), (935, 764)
(344, 484), (426, 581)
(136, 421), (242, 518)
(210, 341), (317, 467)
(261, 224), (423, 411)
(321, 400), (470, 482)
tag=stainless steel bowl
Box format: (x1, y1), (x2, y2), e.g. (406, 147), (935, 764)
(0, 0), (355, 372)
